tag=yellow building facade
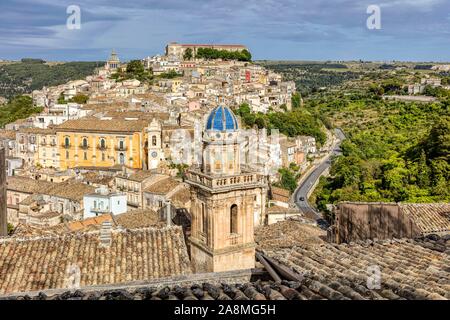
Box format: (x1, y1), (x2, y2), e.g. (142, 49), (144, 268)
(55, 116), (149, 170)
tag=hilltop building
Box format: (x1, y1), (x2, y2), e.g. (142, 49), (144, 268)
(105, 49), (120, 72)
(166, 42), (248, 60)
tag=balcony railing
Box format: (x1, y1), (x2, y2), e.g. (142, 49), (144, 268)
(61, 144), (71, 148)
(115, 146), (128, 151)
(97, 144), (108, 150)
(91, 207), (110, 213)
(79, 144), (89, 150)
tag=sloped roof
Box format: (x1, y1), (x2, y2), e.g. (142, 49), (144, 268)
(56, 116), (149, 133)
(10, 237), (448, 300)
(44, 181), (95, 202)
(6, 176), (55, 194)
(118, 170), (155, 182)
(255, 221), (325, 250)
(7, 177), (95, 201)
(270, 186), (291, 203)
(168, 185), (191, 209)
(82, 172), (114, 186)
(400, 203), (450, 235)
(263, 237), (449, 300)
(0, 226), (191, 295)
(67, 214), (114, 232)
(114, 209), (163, 229)
(144, 177), (181, 195)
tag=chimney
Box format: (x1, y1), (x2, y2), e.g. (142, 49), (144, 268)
(166, 201), (172, 226)
(99, 220), (113, 246)
(0, 147), (6, 236)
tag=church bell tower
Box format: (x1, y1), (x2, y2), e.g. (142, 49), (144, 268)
(186, 105), (266, 273)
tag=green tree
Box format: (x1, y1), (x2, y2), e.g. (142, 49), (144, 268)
(57, 93), (66, 104)
(126, 60), (145, 74)
(111, 59), (153, 83)
(424, 116), (450, 162)
(183, 48), (193, 61)
(278, 168), (297, 193)
(291, 92), (302, 109)
(195, 48), (252, 61)
(158, 70), (182, 79)
(0, 95), (43, 128)
(69, 93), (88, 104)
(416, 150), (430, 188)
(7, 223), (14, 235)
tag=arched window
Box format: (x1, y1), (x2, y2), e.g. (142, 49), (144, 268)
(230, 204), (238, 234)
(152, 135), (157, 146)
(100, 138), (106, 149)
(82, 138), (88, 148)
(64, 137), (70, 147)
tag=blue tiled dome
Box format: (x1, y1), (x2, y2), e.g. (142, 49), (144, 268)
(205, 105), (239, 131)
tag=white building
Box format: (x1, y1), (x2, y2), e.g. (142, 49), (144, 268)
(297, 136), (317, 155)
(83, 187), (127, 218)
(33, 103), (88, 129)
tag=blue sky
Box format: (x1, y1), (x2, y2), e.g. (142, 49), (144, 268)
(1, 0), (449, 62)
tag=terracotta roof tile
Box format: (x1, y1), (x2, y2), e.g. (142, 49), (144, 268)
(55, 116), (150, 133)
(400, 203), (450, 235)
(114, 209), (163, 229)
(263, 237), (450, 300)
(256, 221), (326, 249)
(144, 178), (181, 195)
(0, 226), (191, 295)
(168, 186), (191, 209)
(6, 177), (55, 194)
(44, 181), (95, 202)
(67, 214), (114, 232)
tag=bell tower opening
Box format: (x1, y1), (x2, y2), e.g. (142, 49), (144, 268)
(230, 204), (238, 234)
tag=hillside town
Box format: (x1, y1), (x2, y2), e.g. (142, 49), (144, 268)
(0, 43), (318, 229)
(0, 43), (448, 301)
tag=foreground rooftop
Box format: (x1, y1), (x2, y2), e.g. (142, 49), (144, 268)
(0, 226), (191, 295)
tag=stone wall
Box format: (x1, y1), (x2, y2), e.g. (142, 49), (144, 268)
(331, 202), (421, 244)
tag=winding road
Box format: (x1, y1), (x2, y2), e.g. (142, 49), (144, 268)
(294, 128), (346, 225)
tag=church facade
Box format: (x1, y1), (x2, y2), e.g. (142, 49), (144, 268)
(186, 106), (267, 273)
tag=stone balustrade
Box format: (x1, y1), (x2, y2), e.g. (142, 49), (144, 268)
(186, 170), (266, 190)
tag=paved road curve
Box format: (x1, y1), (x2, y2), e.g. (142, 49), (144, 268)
(294, 128), (346, 225)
